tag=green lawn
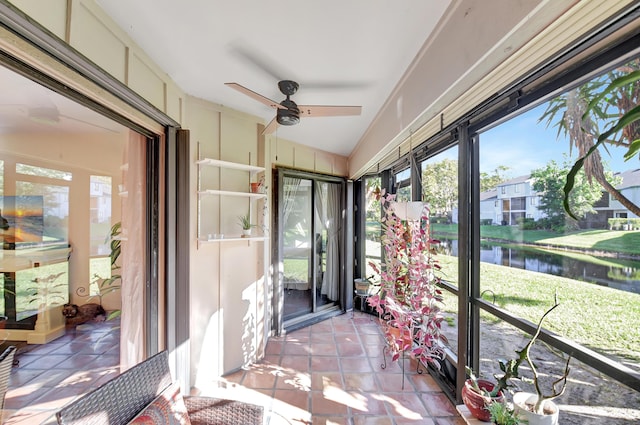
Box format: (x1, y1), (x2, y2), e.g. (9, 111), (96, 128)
(431, 223), (640, 255)
(283, 258), (309, 282)
(437, 254), (640, 364)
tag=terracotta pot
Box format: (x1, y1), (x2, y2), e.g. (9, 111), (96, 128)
(513, 392), (559, 425)
(461, 379), (504, 422)
(250, 182), (261, 193)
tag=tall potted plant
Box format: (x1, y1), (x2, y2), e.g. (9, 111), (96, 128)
(463, 294), (570, 425)
(511, 295), (570, 425)
(367, 190), (446, 369)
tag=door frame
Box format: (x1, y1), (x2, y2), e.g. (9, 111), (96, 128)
(0, 2), (188, 381)
(272, 167), (348, 334)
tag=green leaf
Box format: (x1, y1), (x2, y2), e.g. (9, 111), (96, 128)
(624, 139), (640, 161)
(564, 103), (640, 218)
(583, 70), (640, 120)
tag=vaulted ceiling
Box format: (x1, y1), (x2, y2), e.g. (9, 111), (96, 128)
(2, 0), (619, 177)
(95, 0), (453, 157)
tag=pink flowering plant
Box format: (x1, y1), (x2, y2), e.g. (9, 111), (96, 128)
(367, 189), (447, 368)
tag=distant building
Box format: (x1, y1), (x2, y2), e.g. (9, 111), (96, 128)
(478, 169), (640, 227)
(480, 175), (542, 225)
(585, 168), (640, 228)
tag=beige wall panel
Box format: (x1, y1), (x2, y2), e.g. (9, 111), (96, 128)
(186, 95), (267, 379)
(314, 151), (333, 175)
(220, 113), (259, 166)
(70, 2), (126, 82)
(315, 150), (348, 176)
(190, 243), (222, 385)
(9, 0), (67, 39)
(186, 97), (224, 381)
(129, 52), (165, 111)
(270, 138), (294, 166)
(166, 82), (184, 124)
(333, 155), (348, 176)
(293, 145), (315, 171)
(220, 242), (259, 372)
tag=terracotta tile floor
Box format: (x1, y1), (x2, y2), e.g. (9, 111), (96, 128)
(2, 313), (464, 424)
(194, 313), (464, 425)
(2, 319), (121, 424)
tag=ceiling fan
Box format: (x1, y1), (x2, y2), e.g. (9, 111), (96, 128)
(225, 80), (362, 134)
(0, 101), (118, 133)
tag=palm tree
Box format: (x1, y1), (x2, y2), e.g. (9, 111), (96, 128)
(539, 59), (640, 218)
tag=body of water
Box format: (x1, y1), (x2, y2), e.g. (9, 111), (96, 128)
(436, 237), (640, 294)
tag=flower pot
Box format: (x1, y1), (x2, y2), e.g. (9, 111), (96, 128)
(461, 379), (504, 422)
(354, 278), (370, 295)
(250, 182), (261, 193)
(512, 392), (559, 425)
(241, 228), (252, 237)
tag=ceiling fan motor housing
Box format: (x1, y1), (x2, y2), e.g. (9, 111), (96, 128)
(277, 98), (300, 125)
(278, 80), (299, 96)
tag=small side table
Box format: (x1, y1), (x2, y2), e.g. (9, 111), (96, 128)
(352, 290), (373, 319)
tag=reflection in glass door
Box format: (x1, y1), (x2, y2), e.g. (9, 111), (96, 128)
(279, 172), (343, 325)
(282, 177), (312, 320)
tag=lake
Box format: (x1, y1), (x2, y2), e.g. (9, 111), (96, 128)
(435, 236), (640, 294)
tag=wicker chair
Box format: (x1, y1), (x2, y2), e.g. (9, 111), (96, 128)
(56, 350), (263, 425)
(0, 346), (16, 411)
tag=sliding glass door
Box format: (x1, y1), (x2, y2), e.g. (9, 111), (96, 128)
(277, 169), (344, 328)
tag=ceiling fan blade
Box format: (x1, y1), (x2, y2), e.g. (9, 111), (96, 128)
(262, 116), (279, 135)
(298, 105), (362, 117)
(225, 83), (286, 110)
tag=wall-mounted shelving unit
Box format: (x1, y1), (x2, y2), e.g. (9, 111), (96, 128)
(196, 149), (267, 247)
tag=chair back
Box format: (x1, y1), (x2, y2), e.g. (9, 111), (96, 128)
(0, 346), (16, 410)
(56, 350), (172, 425)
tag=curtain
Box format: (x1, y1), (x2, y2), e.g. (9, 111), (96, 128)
(282, 177), (301, 227)
(120, 131), (146, 371)
(319, 182), (341, 300)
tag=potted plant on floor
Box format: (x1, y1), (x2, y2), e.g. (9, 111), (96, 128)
(511, 295), (570, 425)
(367, 189), (446, 369)
(463, 294), (570, 424)
(462, 366), (510, 422)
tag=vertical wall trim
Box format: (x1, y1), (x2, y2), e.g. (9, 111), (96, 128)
(124, 46), (129, 86)
(163, 82), (167, 114)
(345, 180), (354, 312)
(146, 135), (161, 355)
(470, 132), (481, 375)
(64, 0), (71, 43)
(171, 128), (191, 392)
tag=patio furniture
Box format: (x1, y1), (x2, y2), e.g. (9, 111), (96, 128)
(0, 345), (16, 411)
(56, 350), (264, 425)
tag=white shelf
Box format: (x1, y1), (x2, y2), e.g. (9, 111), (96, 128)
(198, 189), (266, 198)
(197, 158), (264, 174)
(196, 148), (267, 249)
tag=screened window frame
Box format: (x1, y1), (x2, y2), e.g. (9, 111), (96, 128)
(355, 8), (640, 402)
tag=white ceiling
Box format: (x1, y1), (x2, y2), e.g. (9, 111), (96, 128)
(96, 0), (452, 157)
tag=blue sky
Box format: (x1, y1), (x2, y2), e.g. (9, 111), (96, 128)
(480, 104), (633, 176)
(432, 103), (635, 177)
